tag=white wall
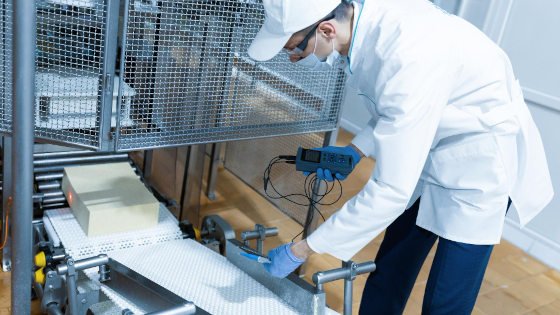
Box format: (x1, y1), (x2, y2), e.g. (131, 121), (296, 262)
(524, 104), (560, 239)
(339, 0), (560, 269)
(339, 86), (371, 135)
(502, 102), (560, 270)
(481, 0), (560, 270)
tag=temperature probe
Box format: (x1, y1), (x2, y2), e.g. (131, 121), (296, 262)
(295, 147), (354, 176)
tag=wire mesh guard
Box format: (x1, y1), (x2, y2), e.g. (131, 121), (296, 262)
(34, 0), (109, 148)
(116, 0), (346, 151)
(1, 0), (346, 150)
(0, 0), (12, 134)
(1, 0), (133, 149)
(224, 132), (326, 226)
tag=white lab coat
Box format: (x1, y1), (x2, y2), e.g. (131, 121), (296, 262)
(306, 0), (553, 261)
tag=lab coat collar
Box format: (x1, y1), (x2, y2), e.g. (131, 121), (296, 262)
(347, 1), (365, 75)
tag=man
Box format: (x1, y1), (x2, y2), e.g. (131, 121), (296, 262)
(248, 0), (553, 314)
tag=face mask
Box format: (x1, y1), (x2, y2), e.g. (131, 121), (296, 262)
(296, 29), (341, 71)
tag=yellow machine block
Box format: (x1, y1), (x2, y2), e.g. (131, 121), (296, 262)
(61, 162), (159, 237)
(35, 251), (46, 267)
(35, 267), (45, 285)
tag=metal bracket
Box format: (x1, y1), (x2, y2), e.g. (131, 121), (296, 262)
(200, 215), (236, 256)
(56, 254), (110, 315)
(65, 258), (79, 315)
(99, 264), (111, 283)
(241, 224), (278, 254)
(42, 266), (107, 315)
(75, 289), (105, 315)
(347, 261), (358, 281)
(41, 269), (66, 314)
(57, 255), (110, 276)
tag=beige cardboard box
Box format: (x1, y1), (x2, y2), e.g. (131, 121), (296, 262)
(61, 162), (159, 236)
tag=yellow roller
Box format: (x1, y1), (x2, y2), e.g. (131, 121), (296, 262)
(194, 227), (201, 242)
(34, 251), (46, 268)
(35, 267), (45, 285)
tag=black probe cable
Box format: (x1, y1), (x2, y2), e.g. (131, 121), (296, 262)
(264, 157), (341, 205)
(264, 157), (343, 207)
(264, 159), (341, 208)
(263, 156), (344, 242)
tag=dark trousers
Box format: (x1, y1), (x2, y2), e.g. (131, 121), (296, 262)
(358, 198), (508, 315)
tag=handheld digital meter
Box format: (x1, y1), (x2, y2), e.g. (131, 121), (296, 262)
(295, 147), (354, 176)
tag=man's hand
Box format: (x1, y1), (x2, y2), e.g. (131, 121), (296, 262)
(263, 240), (315, 278)
(302, 145), (363, 181)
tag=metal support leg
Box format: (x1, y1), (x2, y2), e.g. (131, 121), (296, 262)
(298, 131), (337, 277)
(179, 145), (205, 226)
(305, 131), (337, 239)
(206, 143), (221, 200)
(343, 261), (356, 315)
(143, 149), (154, 180)
(65, 258), (78, 315)
(297, 180), (323, 278)
(11, 0), (36, 313)
(2, 136), (12, 271)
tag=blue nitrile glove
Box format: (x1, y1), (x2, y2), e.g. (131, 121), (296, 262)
(263, 243), (305, 278)
(302, 146), (361, 181)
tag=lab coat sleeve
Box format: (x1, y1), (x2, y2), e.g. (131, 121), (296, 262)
(307, 48), (458, 261)
(351, 118), (377, 157)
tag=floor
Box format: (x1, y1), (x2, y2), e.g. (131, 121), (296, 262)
(1, 129), (559, 314)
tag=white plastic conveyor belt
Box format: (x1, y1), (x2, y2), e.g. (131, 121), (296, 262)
(45, 205), (338, 314)
(44, 205), (182, 261)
